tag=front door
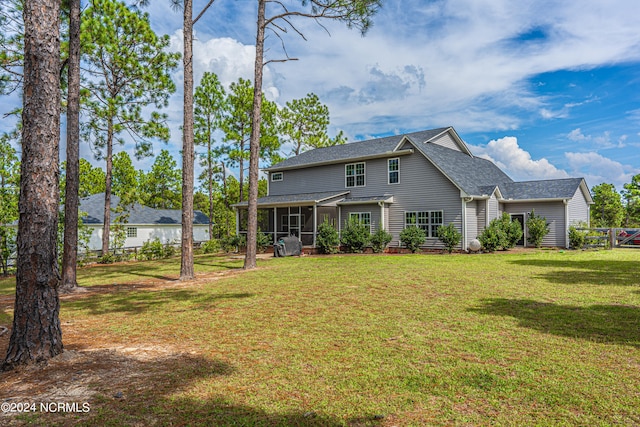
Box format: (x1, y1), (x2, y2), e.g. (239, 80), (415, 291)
(511, 214), (525, 246)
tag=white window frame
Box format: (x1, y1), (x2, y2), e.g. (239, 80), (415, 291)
(126, 227), (137, 238)
(388, 158), (399, 185)
(348, 212), (371, 231)
(404, 210), (443, 238)
(345, 162), (366, 188)
(271, 172), (283, 182)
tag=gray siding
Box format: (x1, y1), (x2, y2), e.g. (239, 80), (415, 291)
(476, 199), (487, 237)
(430, 133), (462, 152)
(503, 202), (566, 247)
(568, 188), (590, 227)
(488, 194), (500, 222)
(386, 152), (462, 249)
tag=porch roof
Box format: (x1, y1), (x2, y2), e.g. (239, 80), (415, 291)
(337, 195), (394, 205)
(232, 191), (350, 208)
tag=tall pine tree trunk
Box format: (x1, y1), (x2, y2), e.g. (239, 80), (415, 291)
(244, 0), (266, 270)
(101, 120), (114, 258)
(61, 0), (81, 293)
(3, 0), (63, 370)
(180, 0), (195, 280)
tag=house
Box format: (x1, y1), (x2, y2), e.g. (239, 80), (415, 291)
(233, 127), (593, 250)
(80, 193), (210, 250)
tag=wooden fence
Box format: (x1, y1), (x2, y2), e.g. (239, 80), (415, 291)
(576, 228), (640, 249)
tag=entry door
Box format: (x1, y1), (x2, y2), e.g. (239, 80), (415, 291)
(511, 214), (525, 246)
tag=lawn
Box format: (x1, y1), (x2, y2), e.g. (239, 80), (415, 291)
(1, 249), (639, 426)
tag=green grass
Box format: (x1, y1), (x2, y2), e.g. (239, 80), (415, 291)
(2, 249), (640, 426)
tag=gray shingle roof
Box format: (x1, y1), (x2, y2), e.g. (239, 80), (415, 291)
(80, 193), (210, 225)
(265, 127), (589, 202)
(268, 128), (451, 171)
(498, 178), (586, 200)
(233, 191), (349, 207)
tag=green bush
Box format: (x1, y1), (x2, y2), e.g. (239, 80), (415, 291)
(400, 226), (426, 253)
(437, 223), (462, 253)
(202, 238), (220, 254)
(497, 213), (523, 249)
(341, 218), (370, 253)
(568, 225), (587, 250)
(316, 220), (340, 254)
(139, 238), (165, 260)
(257, 231), (272, 253)
(478, 223), (504, 252)
(98, 253), (115, 264)
(370, 227), (393, 253)
(220, 234), (246, 253)
(526, 210), (550, 248)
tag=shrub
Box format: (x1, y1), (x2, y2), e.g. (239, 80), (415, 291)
(257, 231), (272, 253)
(437, 223), (462, 253)
(478, 223), (504, 252)
(568, 225), (587, 250)
(163, 241), (176, 258)
(497, 213), (523, 249)
(98, 253), (115, 264)
(316, 220), (340, 254)
(202, 238), (220, 254)
(139, 238), (165, 260)
(341, 218), (370, 253)
(526, 210), (550, 248)
(370, 227), (393, 253)
(400, 226), (426, 253)
(222, 234), (246, 252)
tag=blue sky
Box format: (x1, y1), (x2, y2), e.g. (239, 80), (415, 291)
(3, 0), (640, 191)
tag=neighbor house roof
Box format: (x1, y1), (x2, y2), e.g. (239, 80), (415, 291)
(80, 193), (210, 225)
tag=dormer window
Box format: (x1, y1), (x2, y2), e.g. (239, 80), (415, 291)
(271, 172), (283, 182)
(345, 162), (365, 187)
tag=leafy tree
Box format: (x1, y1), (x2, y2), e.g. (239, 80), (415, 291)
(590, 183), (624, 228)
(3, 0), (63, 370)
(221, 77), (279, 202)
(437, 223), (462, 253)
(0, 133), (19, 275)
(80, 0), (180, 257)
(139, 149), (182, 209)
(400, 226), (426, 253)
(526, 209), (550, 248)
(244, 0), (381, 270)
(194, 71), (227, 239)
(316, 220), (340, 254)
(0, 0), (23, 97)
(280, 93), (346, 156)
(622, 174), (640, 227)
(112, 151), (138, 200)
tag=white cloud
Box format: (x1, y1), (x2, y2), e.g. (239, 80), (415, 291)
(565, 151), (640, 189)
(469, 136), (569, 181)
(566, 128), (626, 149)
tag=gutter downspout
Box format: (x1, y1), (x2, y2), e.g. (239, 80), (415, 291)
(462, 197), (473, 251)
(564, 199), (569, 248)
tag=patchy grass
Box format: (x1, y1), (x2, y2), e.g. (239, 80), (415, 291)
(1, 249), (639, 426)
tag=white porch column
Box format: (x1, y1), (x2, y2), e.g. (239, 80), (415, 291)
(273, 207), (277, 244)
(313, 204), (318, 247)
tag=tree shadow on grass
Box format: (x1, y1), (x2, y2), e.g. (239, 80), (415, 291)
(0, 347), (383, 427)
(469, 298), (640, 348)
(508, 259), (639, 286)
(63, 287), (255, 316)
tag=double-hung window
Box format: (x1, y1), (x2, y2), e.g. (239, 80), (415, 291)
(404, 211), (443, 238)
(388, 158), (399, 184)
(349, 212), (371, 230)
(345, 162), (365, 187)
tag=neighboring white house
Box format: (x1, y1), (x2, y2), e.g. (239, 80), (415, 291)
(80, 193), (210, 251)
